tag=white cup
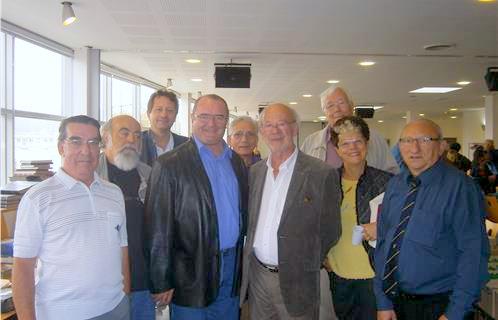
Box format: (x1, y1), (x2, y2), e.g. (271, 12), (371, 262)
(352, 225), (364, 245)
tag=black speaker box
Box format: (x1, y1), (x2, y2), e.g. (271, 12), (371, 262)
(215, 65), (251, 88)
(485, 67), (498, 91)
(355, 107), (375, 118)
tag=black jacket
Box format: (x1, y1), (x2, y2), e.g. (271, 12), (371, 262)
(338, 165), (393, 269)
(140, 130), (188, 167)
(145, 139), (248, 307)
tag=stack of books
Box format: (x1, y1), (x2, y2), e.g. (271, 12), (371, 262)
(0, 181), (38, 210)
(10, 160), (54, 182)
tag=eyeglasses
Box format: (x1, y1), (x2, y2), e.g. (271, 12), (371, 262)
(231, 131), (257, 140)
(118, 128), (141, 140)
(399, 136), (441, 145)
(338, 139), (366, 149)
(194, 113), (228, 123)
(64, 136), (101, 148)
(261, 121), (295, 131)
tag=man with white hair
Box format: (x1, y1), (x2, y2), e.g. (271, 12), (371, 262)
(97, 115), (154, 320)
(228, 116), (261, 167)
(301, 86), (398, 173)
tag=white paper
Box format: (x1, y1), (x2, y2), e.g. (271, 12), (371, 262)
(368, 192), (385, 248)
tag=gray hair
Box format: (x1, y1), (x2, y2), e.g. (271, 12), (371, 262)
(259, 103), (300, 126)
(58, 115), (101, 143)
(100, 118), (113, 148)
(229, 116), (258, 135)
(320, 86), (354, 111)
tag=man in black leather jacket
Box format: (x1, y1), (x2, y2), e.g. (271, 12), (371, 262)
(145, 94), (248, 320)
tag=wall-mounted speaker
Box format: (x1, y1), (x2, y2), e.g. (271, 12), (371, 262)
(355, 107), (375, 118)
(485, 67), (498, 91)
(215, 63), (251, 88)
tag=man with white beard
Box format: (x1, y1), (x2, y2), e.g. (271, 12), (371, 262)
(97, 115), (154, 320)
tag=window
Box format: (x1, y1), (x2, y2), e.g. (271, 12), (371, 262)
(139, 84), (155, 128)
(111, 77), (135, 117)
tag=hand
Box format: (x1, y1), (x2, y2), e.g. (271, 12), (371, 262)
(362, 222), (377, 241)
(153, 289), (174, 306)
(377, 310), (397, 320)
(438, 315), (448, 320)
(323, 258), (332, 273)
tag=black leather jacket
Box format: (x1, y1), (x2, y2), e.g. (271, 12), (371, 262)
(338, 165), (393, 269)
(145, 139), (248, 307)
(140, 130), (189, 167)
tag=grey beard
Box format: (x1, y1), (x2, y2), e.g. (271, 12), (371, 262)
(114, 148), (140, 171)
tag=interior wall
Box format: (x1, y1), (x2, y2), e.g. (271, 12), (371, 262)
(462, 110), (485, 159)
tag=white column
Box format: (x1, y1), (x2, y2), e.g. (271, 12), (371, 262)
(485, 94), (498, 140)
(406, 110), (415, 123)
(72, 47), (101, 119)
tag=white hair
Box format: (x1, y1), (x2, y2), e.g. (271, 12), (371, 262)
(229, 116), (258, 135)
(320, 86), (354, 111)
(259, 104), (300, 126)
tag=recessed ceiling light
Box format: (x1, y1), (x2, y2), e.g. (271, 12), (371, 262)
(302, 94), (312, 98)
(449, 108), (458, 111)
(419, 113), (425, 116)
(326, 80), (340, 84)
(378, 120), (384, 123)
(450, 116), (458, 119)
(402, 116), (407, 119)
(457, 81), (471, 86)
(186, 59), (201, 64)
(191, 78), (203, 82)
(289, 102), (298, 105)
(313, 120), (319, 123)
(478, 0), (496, 3)
(318, 116), (327, 121)
(356, 105), (384, 110)
(358, 61), (375, 66)
(410, 87), (462, 93)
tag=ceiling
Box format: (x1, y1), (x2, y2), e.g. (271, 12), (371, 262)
(2, 0), (498, 121)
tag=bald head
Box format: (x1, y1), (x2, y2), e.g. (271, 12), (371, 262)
(399, 119), (444, 176)
(321, 87), (354, 126)
(260, 103), (299, 155)
(102, 115), (142, 170)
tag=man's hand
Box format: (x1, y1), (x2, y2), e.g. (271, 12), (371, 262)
(153, 289), (174, 306)
(438, 315), (448, 320)
(377, 310), (397, 320)
(362, 222), (377, 241)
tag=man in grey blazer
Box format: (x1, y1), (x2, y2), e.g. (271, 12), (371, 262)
(240, 103), (342, 320)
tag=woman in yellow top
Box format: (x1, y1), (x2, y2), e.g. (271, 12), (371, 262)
(325, 116), (393, 320)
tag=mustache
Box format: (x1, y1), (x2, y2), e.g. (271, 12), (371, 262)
(118, 144), (140, 153)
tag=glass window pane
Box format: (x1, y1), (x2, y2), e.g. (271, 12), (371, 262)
(100, 74), (107, 121)
(14, 38), (64, 115)
(14, 117), (61, 170)
(139, 85), (155, 128)
(111, 78), (134, 116)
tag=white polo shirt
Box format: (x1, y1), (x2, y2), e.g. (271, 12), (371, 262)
(14, 169), (128, 320)
(253, 147), (298, 266)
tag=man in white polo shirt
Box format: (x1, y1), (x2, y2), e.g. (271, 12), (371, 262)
(12, 115), (131, 320)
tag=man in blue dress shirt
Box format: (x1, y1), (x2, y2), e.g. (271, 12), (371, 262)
(374, 119), (489, 320)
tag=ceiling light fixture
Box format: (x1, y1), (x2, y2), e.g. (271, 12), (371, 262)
(419, 113), (425, 116)
(478, 0), (496, 3)
(62, 2), (77, 26)
(166, 78), (173, 88)
(358, 61), (375, 66)
(318, 116), (327, 121)
(449, 108), (458, 111)
(302, 94), (312, 98)
(326, 80), (340, 84)
(186, 59), (201, 64)
(410, 87), (462, 93)
(457, 81), (471, 86)
(450, 116), (458, 119)
(289, 102), (298, 105)
(402, 116), (407, 119)
(378, 120), (384, 123)
(356, 105), (384, 110)
(191, 78), (202, 82)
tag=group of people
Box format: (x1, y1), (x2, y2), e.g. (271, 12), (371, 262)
(12, 86), (489, 320)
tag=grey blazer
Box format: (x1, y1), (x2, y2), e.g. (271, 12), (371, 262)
(240, 150), (342, 317)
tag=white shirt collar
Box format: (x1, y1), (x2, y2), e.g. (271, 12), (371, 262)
(266, 146), (299, 173)
(56, 168), (101, 190)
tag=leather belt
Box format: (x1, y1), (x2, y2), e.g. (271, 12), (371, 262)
(397, 290), (451, 301)
(254, 255), (279, 273)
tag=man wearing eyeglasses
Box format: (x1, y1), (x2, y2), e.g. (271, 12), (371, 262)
(97, 115), (155, 320)
(228, 116), (261, 167)
(145, 94), (248, 320)
(13, 115), (131, 320)
(240, 103), (341, 320)
(374, 119), (489, 320)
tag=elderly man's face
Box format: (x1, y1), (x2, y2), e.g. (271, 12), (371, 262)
(228, 120), (258, 158)
(105, 115), (142, 171)
(260, 104), (298, 154)
(323, 89), (353, 126)
(58, 122), (100, 186)
(399, 121), (444, 177)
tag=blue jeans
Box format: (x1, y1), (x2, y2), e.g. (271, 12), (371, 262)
(130, 290), (155, 320)
(171, 247), (239, 320)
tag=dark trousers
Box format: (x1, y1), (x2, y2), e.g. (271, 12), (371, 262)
(392, 291), (474, 320)
(328, 272), (376, 320)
